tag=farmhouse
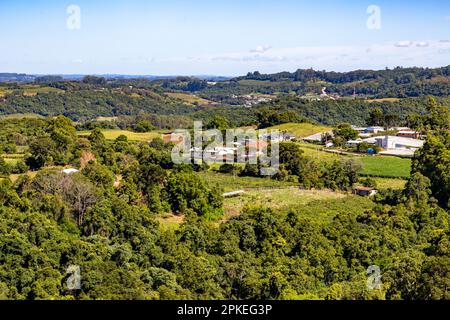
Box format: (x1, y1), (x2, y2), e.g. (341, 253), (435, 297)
(353, 126), (385, 134)
(353, 186), (377, 197)
(366, 126), (385, 134)
(397, 130), (421, 139)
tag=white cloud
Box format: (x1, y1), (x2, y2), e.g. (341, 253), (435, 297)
(416, 42), (429, 48)
(150, 40), (450, 75)
(394, 41), (414, 48)
(71, 59), (83, 63)
(250, 45), (272, 53)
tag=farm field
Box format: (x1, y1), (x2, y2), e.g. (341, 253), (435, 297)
(223, 188), (345, 218)
(0, 113), (44, 120)
(166, 92), (214, 105)
(296, 142), (346, 161)
(197, 171), (297, 192)
(223, 188), (374, 222)
(77, 129), (167, 142)
(21, 85), (65, 95)
(373, 177), (407, 190)
(294, 142), (412, 178)
(264, 122), (332, 138)
(95, 116), (118, 122)
(360, 156), (411, 178)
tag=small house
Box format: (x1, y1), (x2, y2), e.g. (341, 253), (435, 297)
(353, 186), (377, 197)
(397, 130), (420, 139)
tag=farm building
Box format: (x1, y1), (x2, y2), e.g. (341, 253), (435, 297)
(346, 139), (362, 146)
(374, 136), (424, 150)
(260, 132), (296, 142)
(366, 126), (385, 134)
(353, 186), (377, 197)
(397, 130), (421, 139)
(61, 168), (80, 175)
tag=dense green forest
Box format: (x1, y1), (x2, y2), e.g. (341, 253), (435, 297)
(2, 79), (450, 127)
(0, 96), (449, 300)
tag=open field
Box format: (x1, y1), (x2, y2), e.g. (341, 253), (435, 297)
(360, 156), (411, 178)
(3, 158), (20, 165)
(0, 153), (25, 159)
(373, 177), (407, 190)
(22, 85), (65, 95)
(78, 129), (167, 142)
(197, 171), (297, 192)
(264, 122), (332, 138)
(223, 188), (345, 218)
(296, 143), (345, 161)
(166, 92), (214, 105)
(366, 98), (401, 103)
(0, 113), (44, 120)
(8, 170), (39, 182)
(95, 116), (118, 122)
(295, 142), (411, 178)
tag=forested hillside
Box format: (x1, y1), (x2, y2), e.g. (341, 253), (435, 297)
(2, 80), (450, 127)
(0, 98), (449, 300)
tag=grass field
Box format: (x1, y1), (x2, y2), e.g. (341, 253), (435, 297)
(166, 92), (214, 105)
(3, 158), (20, 165)
(295, 142), (411, 178)
(373, 177), (407, 190)
(0, 113), (44, 120)
(366, 98), (401, 103)
(360, 156), (411, 178)
(95, 116), (118, 122)
(223, 188), (345, 217)
(22, 86), (65, 95)
(78, 129), (166, 142)
(197, 171), (297, 192)
(296, 143), (345, 161)
(264, 122), (332, 139)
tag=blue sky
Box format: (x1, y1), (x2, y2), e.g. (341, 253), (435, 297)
(1, 0), (449, 75)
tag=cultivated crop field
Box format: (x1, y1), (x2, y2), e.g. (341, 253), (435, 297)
(360, 156), (411, 178)
(264, 122), (332, 138)
(166, 92), (214, 105)
(78, 129), (166, 142)
(197, 171), (297, 192)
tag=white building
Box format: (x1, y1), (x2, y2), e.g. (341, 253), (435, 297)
(366, 126), (385, 134)
(374, 136), (424, 150)
(346, 140), (362, 146)
(62, 168), (80, 175)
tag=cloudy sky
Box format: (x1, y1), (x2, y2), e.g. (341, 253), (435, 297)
(1, 0), (449, 75)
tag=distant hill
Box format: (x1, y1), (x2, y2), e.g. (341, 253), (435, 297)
(227, 66), (450, 98)
(0, 73), (35, 82)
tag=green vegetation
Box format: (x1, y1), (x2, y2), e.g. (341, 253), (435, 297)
(0, 80), (448, 301)
(78, 129), (164, 142)
(360, 156), (411, 178)
(263, 122), (331, 138)
(197, 171), (297, 192)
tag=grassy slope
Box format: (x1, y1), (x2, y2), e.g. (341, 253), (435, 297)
(166, 92), (213, 105)
(197, 171), (297, 192)
(77, 129), (167, 142)
(360, 156), (411, 178)
(264, 122), (332, 138)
